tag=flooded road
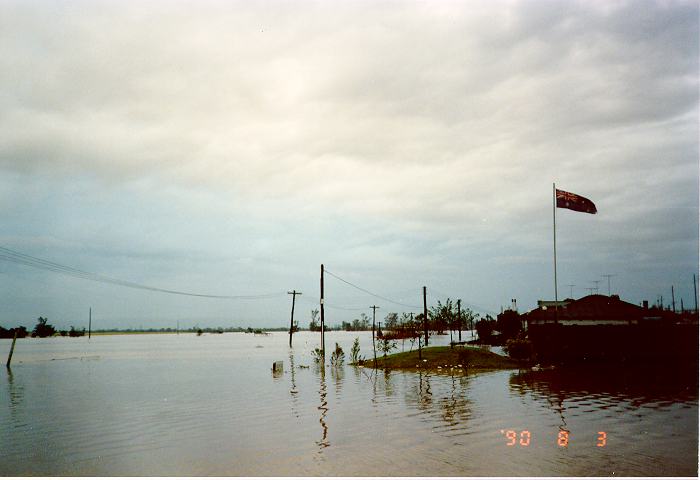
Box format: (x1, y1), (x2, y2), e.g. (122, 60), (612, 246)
(1, 331), (696, 476)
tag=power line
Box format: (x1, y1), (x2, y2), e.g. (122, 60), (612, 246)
(0, 246), (286, 300)
(323, 267), (421, 309)
(298, 296), (366, 311)
(427, 287), (497, 315)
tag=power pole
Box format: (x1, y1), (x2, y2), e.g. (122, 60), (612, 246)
(413, 312), (421, 360)
(591, 280), (601, 294)
(288, 290), (302, 348)
(423, 286), (428, 346)
(694, 274), (698, 313)
(671, 285), (676, 313)
(457, 299), (462, 343)
(320, 265), (325, 358)
(566, 284), (575, 298)
(370, 305), (379, 368)
(602, 274), (616, 296)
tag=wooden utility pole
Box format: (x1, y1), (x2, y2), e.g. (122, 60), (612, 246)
(6, 331), (17, 368)
(423, 286), (428, 346)
(88, 307), (92, 339)
(671, 285), (676, 313)
(694, 274), (698, 313)
(288, 290), (302, 347)
(457, 299), (462, 343)
(320, 264), (325, 358)
(370, 305), (379, 368)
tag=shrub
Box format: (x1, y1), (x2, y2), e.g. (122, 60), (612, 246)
(330, 343), (345, 366)
(350, 337), (362, 364)
(377, 337), (397, 357)
(311, 347), (324, 363)
(504, 337), (534, 361)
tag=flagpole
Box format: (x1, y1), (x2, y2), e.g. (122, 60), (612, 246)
(553, 183), (558, 325)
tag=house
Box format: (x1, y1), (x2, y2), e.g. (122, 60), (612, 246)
(524, 294), (698, 363)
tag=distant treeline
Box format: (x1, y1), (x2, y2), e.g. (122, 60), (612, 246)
(0, 317), (86, 338)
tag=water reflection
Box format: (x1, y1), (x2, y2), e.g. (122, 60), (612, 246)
(330, 362), (344, 399)
(288, 351), (299, 418)
(316, 365), (329, 451)
(438, 374), (472, 427)
(509, 365), (699, 407)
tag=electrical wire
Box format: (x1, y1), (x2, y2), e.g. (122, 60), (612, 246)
(428, 286), (497, 315)
(0, 246), (286, 300)
(323, 267), (422, 309)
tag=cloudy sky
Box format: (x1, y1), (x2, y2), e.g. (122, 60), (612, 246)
(1, 0), (697, 330)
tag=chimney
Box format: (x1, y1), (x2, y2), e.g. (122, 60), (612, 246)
(642, 300), (649, 309)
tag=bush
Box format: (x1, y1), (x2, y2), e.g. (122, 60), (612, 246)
(475, 318), (495, 342)
(32, 317), (56, 338)
(350, 337), (362, 364)
(330, 343), (345, 366)
(377, 337), (397, 357)
(504, 337), (534, 361)
(311, 347), (324, 363)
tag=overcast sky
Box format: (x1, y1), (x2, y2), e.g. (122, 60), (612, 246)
(1, 0), (698, 330)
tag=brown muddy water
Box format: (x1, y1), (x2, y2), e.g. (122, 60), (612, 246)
(1, 331), (697, 476)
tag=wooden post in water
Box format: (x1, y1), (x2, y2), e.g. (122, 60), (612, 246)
(457, 299), (462, 343)
(320, 264), (325, 358)
(6, 331), (17, 368)
(288, 290), (302, 348)
(423, 286), (428, 346)
(88, 307), (92, 339)
(371, 305), (379, 368)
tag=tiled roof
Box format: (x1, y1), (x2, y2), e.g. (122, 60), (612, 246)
(525, 294), (645, 322)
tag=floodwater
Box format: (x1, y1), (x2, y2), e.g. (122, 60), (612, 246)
(1, 331), (697, 476)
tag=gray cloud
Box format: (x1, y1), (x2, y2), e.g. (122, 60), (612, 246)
(0, 0), (697, 326)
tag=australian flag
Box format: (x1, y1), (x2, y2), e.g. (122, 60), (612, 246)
(556, 189), (597, 214)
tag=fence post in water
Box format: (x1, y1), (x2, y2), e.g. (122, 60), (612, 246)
(88, 307), (92, 339)
(6, 331), (17, 368)
(423, 286), (428, 346)
(320, 264), (325, 358)
(457, 299), (462, 343)
(371, 305), (379, 368)
(288, 290), (302, 348)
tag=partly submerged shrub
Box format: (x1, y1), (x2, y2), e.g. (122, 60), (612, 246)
(330, 343), (345, 366)
(504, 337), (533, 361)
(350, 337), (361, 364)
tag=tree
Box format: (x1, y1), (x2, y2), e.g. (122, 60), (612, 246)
(32, 317), (56, 338)
(429, 299), (455, 334)
(377, 337), (397, 357)
(496, 309), (522, 341)
(457, 306), (476, 333)
(475, 316), (496, 343)
(384, 312), (399, 330)
(309, 309), (320, 331)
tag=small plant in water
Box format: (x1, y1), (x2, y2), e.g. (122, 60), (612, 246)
(350, 337), (362, 364)
(330, 343), (345, 366)
(311, 347), (324, 363)
(377, 337), (397, 357)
